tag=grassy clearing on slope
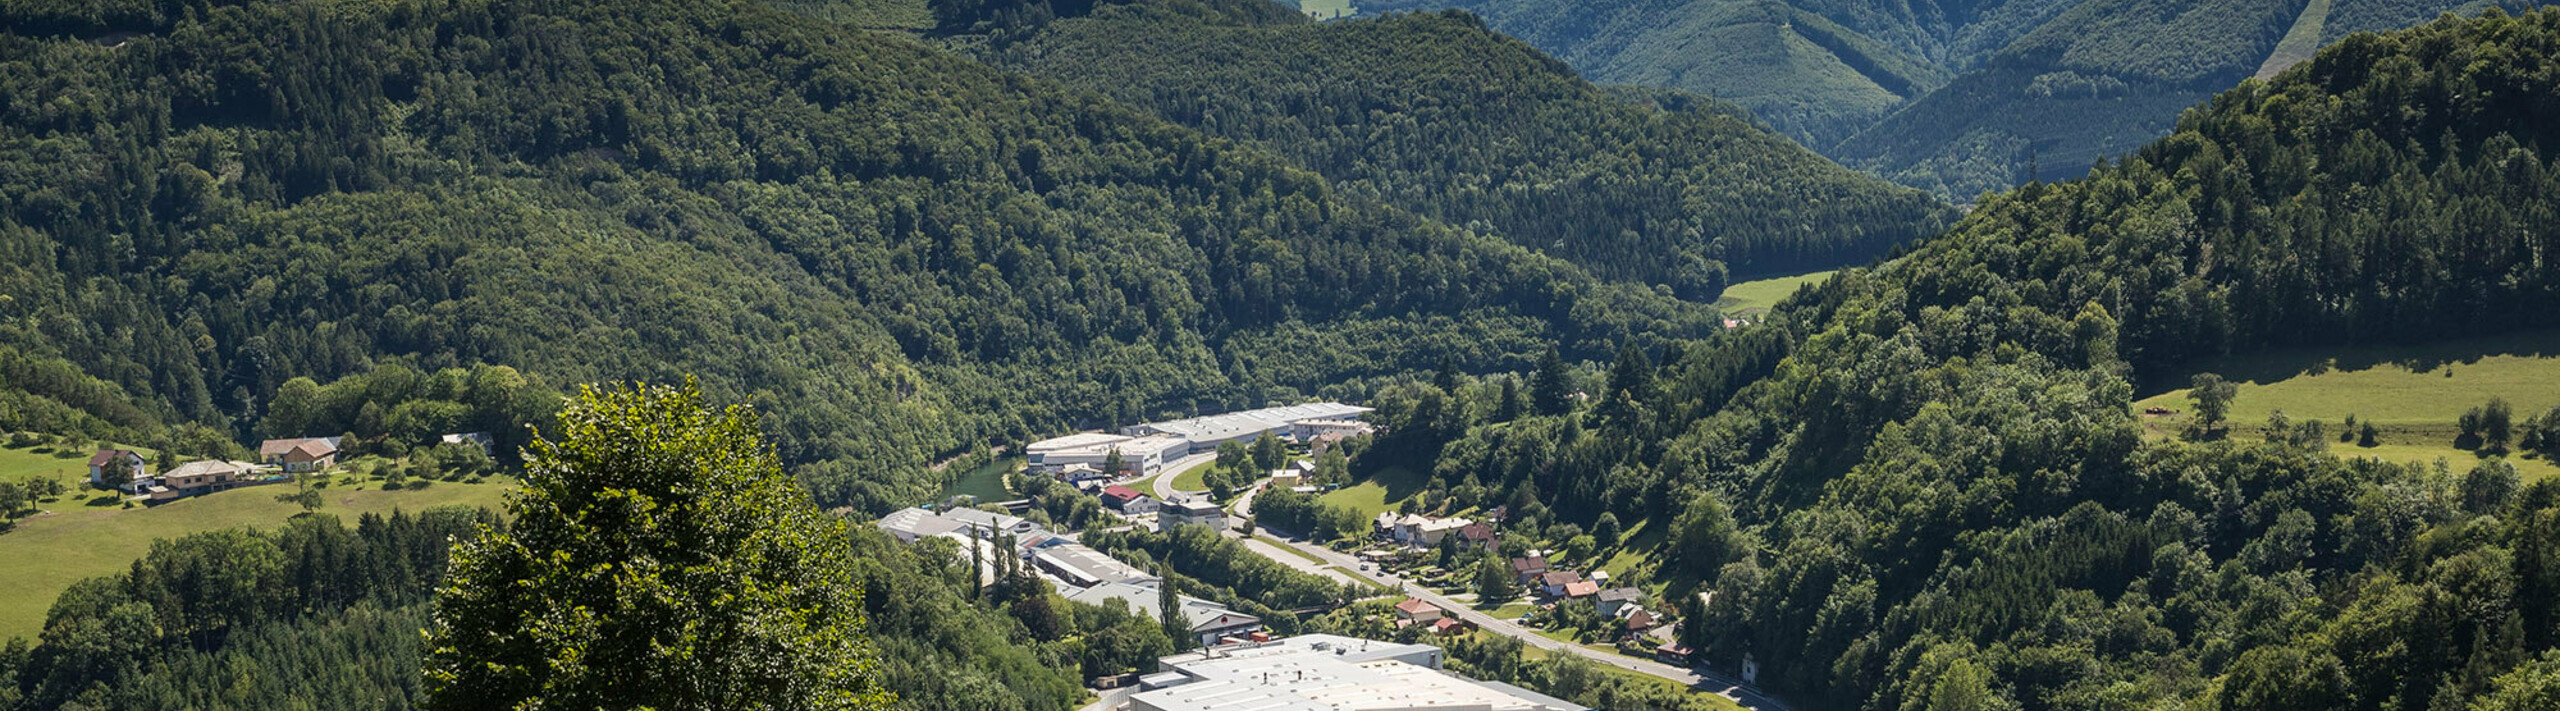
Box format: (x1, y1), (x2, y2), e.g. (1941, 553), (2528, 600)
(2134, 329), (2560, 478)
(2133, 329), (2560, 425)
(1320, 464), (1430, 519)
(0, 438), (159, 488)
(1715, 270), (1835, 315)
(2256, 0), (2333, 79)
(0, 477), (513, 641)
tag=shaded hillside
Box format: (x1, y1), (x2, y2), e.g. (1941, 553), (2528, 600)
(1348, 7), (2560, 708)
(0, 0), (1705, 513)
(988, 0), (1955, 293)
(1359, 0), (1978, 147)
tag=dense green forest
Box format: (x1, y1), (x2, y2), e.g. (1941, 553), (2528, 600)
(1362, 0), (2527, 200)
(985, 0), (1956, 289)
(1328, 7), (2560, 708)
(0, 507), (496, 709)
(0, 0), (1711, 516)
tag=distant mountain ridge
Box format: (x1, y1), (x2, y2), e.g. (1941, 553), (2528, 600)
(1362, 0), (2529, 199)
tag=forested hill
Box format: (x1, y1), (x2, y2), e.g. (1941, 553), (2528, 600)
(983, 0), (1957, 292)
(1350, 7), (2560, 708)
(1359, 0), (2525, 201)
(0, 0), (1706, 513)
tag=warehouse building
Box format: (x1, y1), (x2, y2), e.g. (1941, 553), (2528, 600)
(1121, 402), (1373, 452)
(1130, 634), (1587, 711)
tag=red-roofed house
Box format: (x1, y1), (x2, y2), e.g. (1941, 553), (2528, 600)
(1393, 597), (1445, 627)
(1563, 580), (1601, 599)
(1510, 556), (1549, 583)
(1099, 485), (1158, 515)
(258, 437), (340, 473)
(1456, 522), (1497, 550)
(1432, 617), (1466, 635)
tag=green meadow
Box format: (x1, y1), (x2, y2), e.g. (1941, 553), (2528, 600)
(2134, 329), (2560, 478)
(0, 473), (512, 641)
(1715, 270), (1835, 316)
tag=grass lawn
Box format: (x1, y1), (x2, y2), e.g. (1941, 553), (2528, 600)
(0, 438), (159, 488)
(0, 477), (513, 641)
(2132, 328), (2560, 479)
(1715, 271), (1835, 316)
(1319, 464), (1429, 519)
(1479, 601), (1535, 619)
(1593, 519), (1661, 581)
(1170, 465), (1212, 493)
(1513, 643), (1747, 711)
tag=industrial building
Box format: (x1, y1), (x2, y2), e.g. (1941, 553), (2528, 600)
(1034, 542), (1162, 588)
(1129, 634), (1587, 711)
(1066, 581), (1264, 648)
(1025, 402), (1373, 479)
(1024, 433), (1190, 476)
(1122, 402), (1374, 452)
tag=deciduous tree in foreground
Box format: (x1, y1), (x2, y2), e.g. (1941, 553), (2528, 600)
(424, 381), (892, 711)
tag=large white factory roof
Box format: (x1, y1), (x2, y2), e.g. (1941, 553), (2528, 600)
(1131, 402), (1372, 441)
(1133, 635), (1585, 711)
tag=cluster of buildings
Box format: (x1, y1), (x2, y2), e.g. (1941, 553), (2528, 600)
(874, 505), (1266, 648)
(1374, 512), (1493, 550)
(1391, 597), (1468, 635)
(1126, 634), (1587, 711)
(85, 430), (497, 503)
(1025, 402), (1373, 479)
(1509, 554), (1671, 648)
(84, 436), (349, 502)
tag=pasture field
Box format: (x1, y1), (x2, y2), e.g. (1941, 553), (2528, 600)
(2133, 329), (2560, 478)
(0, 475), (512, 641)
(1715, 270), (1835, 315)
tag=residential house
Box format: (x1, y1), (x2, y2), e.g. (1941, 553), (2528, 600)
(1622, 609), (1660, 634)
(1538, 571), (1584, 599)
(1393, 514), (1472, 547)
(1065, 581), (1262, 648)
(1562, 581), (1600, 599)
(1431, 617), (1468, 635)
(1392, 598), (1445, 627)
(86, 450), (149, 492)
(258, 437), (341, 473)
(1266, 468), (1302, 489)
(154, 460), (257, 499)
(1510, 556), (1550, 584)
(1100, 485), (1159, 515)
(1374, 512), (1400, 538)
(1161, 499), (1227, 530)
(1595, 588), (1644, 618)
(1455, 522), (1497, 551)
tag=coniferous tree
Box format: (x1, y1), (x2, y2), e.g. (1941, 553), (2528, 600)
(1532, 347), (1574, 416)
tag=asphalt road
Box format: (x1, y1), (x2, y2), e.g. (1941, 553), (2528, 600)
(1247, 524), (1792, 711)
(1149, 452), (1216, 502)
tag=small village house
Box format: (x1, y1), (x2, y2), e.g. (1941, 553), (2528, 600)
(1392, 598), (1445, 628)
(86, 449), (149, 491)
(259, 437), (341, 473)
